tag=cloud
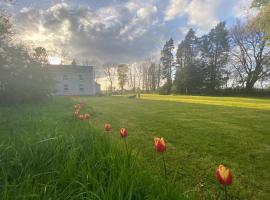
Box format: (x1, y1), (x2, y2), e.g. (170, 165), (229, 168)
(165, 0), (219, 31)
(233, 0), (254, 18)
(137, 5), (157, 20)
(13, 1), (161, 64)
(165, 0), (189, 21)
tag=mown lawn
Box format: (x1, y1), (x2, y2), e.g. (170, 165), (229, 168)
(74, 94), (270, 200)
(0, 98), (184, 200)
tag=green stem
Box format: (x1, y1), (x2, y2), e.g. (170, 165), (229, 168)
(162, 153), (167, 191)
(124, 138), (128, 156)
(224, 185), (227, 200)
(162, 153), (167, 178)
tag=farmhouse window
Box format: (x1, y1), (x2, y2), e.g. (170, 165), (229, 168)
(79, 84), (84, 91)
(64, 84), (69, 91)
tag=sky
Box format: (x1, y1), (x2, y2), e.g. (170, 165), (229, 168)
(1, 0), (253, 66)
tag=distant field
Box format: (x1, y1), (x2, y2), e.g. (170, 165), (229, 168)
(141, 94), (270, 110)
(75, 95), (270, 200)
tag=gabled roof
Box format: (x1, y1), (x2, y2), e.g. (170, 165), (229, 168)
(46, 64), (94, 73)
(46, 64), (93, 70)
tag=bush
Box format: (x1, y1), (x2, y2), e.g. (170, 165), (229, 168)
(158, 83), (172, 95)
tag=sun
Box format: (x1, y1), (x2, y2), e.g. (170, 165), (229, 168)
(48, 55), (62, 65)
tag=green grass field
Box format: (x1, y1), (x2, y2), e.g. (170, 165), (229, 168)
(75, 94), (270, 200)
(0, 98), (184, 200)
(1, 95), (270, 199)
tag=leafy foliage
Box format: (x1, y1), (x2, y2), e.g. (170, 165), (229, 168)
(33, 46), (48, 64)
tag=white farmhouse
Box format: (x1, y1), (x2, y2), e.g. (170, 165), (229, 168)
(47, 65), (100, 96)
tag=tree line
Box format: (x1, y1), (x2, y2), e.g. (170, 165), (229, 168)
(160, 20), (269, 94)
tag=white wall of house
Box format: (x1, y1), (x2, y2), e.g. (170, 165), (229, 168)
(48, 65), (96, 96)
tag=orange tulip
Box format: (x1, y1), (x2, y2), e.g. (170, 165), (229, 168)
(84, 113), (90, 119)
(74, 104), (81, 110)
(79, 114), (85, 121)
(74, 109), (80, 116)
(216, 165), (233, 186)
(119, 128), (128, 138)
(154, 137), (166, 153)
(104, 123), (112, 132)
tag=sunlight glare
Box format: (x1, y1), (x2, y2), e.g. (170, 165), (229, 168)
(48, 56), (62, 65)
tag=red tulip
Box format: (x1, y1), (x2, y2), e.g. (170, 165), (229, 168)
(119, 128), (128, 138)
(104, 123), (112, 132)
(216, 165), (233, 186)
(84, 113), (90, 119)
(154, 137), (166, 153)
(79, 114), (85, 121)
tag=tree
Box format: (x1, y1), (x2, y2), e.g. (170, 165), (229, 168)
(230, 18), (270, 91)
(71, 59), (77, 66)
(201, 22), (229, 91)
(117, 64), (128, 93)
(103, 63), (116, 92)
(174, 29), (203, 93)
(174, 41), (185, 93)
(0, 13), (12, 43)
(33, 47), (48, 64)
(160, 38), (174, 94)
(252, 0), (270, 40)
(252, 0), (269, 7)
(148, 62), (158, 91)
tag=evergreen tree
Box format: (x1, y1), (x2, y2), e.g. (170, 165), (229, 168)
(201, 22), (229, 91)
(175, 29), (203, 93)
(160, 38), (174, 94)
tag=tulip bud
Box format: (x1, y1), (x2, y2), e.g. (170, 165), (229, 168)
(154, 137), (166, 153)
(84, 113), (90, 119)
(104, 123), (112, 132)
(119, 128), (128, 138)
(216, 165), (233, 186)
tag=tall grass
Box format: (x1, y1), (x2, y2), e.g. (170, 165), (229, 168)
(0, 99), (185, 200)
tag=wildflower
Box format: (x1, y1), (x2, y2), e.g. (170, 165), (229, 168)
(154, 137), (167, 178)
(216, 164), (233, 200)
(104, 123), (112, 131)
(74, 109), (80, 116)
(74, 104), (81, 110)
(154, 137), (166, 153)
(79, 114), (85, 121)
(119, 128), (128, 138)
(216, 165), (233, 186)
